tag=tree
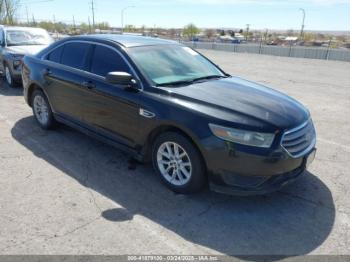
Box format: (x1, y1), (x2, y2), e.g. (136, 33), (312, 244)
(79, 22), (90, 34)
(140, 25), (146, 34)
(303, 32), (315, 42)
(96, 22), (110, 30)
(124, 24), (135, 33)
(287, 29), (294, 36)
(38, 21), (55, 32)
(1, 0), (20, 25)
(182, 23), (200, 40)
(168, 28), (176, 38)
(205, 29), (215, 39)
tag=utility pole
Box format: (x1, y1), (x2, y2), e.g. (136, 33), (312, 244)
(32, 14), (36, 26)
(26, 5), (30, 24)
(259, 33), (263, 54)
(326, 38), (332, 60)
(88, 16), (92, 34)
(121, 6), (135, 33)
(72, 15), (76, 34)
(299, 8), (306, 41)
(90, 0), (95, 31)
(264, 29), (268, 44)
(245, 24), (250, 42)
(53, 15), (58, 39)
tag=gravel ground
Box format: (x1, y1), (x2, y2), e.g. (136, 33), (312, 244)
(0, 50), (349, 257)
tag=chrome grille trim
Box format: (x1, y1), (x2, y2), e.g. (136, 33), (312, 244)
(281, 119), (316, 158)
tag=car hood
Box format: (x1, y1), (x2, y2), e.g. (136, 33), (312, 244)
(160, 77), (309, 130)
(6, 45), (48, 56)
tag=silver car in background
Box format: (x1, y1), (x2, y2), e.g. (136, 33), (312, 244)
(0, 26), (53, 87)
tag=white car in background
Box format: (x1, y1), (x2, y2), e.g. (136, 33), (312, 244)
(0, 26), (53, 87)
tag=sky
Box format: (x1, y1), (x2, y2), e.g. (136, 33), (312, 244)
(18, 0), (350, 31)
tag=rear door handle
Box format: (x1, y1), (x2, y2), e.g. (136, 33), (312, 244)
(81, 81), (95, 89)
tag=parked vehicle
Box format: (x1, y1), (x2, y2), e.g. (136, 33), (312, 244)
(0, 26), (53, 87)
(22, 35), (316, 195)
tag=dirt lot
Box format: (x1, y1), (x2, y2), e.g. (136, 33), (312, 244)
(0, 51), (349, 256)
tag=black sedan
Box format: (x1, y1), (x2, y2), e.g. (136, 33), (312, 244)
(22, 35), (316, 195)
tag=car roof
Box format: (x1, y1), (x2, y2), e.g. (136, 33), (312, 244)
(70, 34), (179, 48)
(0, 25), (46, 31)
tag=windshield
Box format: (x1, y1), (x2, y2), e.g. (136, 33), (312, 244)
(128, 45), (225, 86)
(6, 28), (53, 46)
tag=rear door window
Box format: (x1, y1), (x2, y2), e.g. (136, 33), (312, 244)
(90, 45), (130, 77)
(61, 42), (91, 70)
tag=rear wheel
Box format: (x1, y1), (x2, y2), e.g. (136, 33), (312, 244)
(4, 65), (16, 87)
(31, 89), (56, 129)
(152, 132), (206, 194)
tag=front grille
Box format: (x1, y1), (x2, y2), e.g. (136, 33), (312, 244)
(281, 120), (316, 158)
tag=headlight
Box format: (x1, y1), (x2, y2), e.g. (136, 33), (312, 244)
(209, 123), (275, 148)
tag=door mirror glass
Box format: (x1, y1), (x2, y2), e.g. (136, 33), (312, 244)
(106, 72), (137, 88)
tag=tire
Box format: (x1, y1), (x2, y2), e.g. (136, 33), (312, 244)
(31, 89), (56, 129)
(4, 64), (17, 87)
(152, 132), (206, 194)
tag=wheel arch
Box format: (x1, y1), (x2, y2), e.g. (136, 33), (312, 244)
(142, 124), (208, 173)
(27, 82), (50, 108)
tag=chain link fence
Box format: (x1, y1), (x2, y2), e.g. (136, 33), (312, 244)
(181, 41), (350, 62)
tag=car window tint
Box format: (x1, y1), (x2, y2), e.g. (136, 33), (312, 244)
(47, 45), (64, 63)
(61, 42), (90, 70)
(90, 45), (130, 77)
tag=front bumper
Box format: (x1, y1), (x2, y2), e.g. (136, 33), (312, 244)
(209, 166), (306, 196)
(8, 60), (23, 81)
(202, 136), (316, 196)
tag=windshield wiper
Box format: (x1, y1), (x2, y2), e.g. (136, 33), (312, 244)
(191, 75), (228, 83)
(156, 75), (229, 87)
(156, 80), (194, 87)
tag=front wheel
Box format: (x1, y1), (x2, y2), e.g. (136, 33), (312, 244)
(152, 132), (206, 194)
(4, 65), (16, 87)
(31, 89), (56, 129)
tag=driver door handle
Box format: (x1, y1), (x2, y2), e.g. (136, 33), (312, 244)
(81, 81), (95, 89)
(43, 68), (52, 76)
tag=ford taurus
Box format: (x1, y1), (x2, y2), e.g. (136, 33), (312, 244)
(22, 35), (316, 195)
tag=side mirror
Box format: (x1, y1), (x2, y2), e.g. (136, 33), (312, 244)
(106, 72), (138, 89)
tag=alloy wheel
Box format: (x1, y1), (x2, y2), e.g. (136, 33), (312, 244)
(33, 95), (49, 125)
(156, 142), (192, 186)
